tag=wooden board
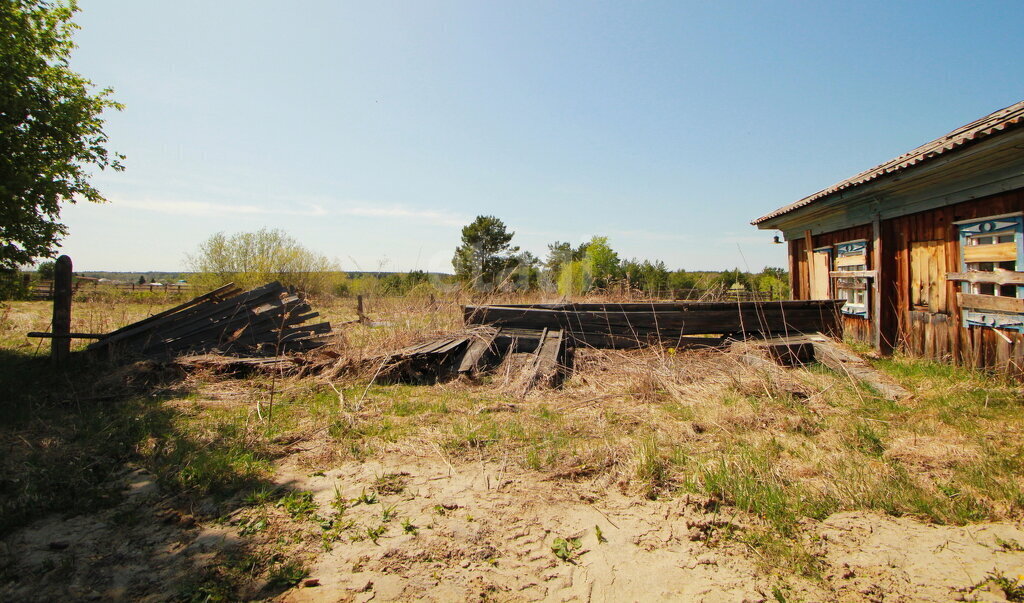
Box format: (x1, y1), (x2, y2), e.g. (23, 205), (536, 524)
(810, 248), (832, 299)
(910, 240), (946, 312)
(810, 335), (909, 400)
(835, 254), (867, 268)
(963, 241), (1017, 263)
(523, 329), (567, 392)
(958, 292), (1024, 314)
(457, 329), (500, 374)
(947, 270), (1024, 286)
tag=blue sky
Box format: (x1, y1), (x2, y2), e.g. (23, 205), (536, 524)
(60, 0), (1024, 273)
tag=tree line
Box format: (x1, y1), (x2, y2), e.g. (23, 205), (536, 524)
(452, 215), (788, 298)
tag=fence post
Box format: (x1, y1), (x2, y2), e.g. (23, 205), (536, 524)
(357, 294), (366, 323)
(51, 255), (72, 364)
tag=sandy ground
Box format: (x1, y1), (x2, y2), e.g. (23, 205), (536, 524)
(4, 442), (1024, 602)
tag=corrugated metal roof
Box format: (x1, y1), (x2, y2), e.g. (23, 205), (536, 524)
(752, 100), (1024, 225)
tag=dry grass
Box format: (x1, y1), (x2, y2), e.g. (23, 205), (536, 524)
(3, 293), (1023, 580)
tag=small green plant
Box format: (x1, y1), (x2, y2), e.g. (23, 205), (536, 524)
(381, 505), (398, 523)
(243, 486), (279, 506)
(634, 435), (668, 500)
(267, 560), (309, 588)
(239, 516), (269, 536)
(551, 536), (583, 563)
(433, 503), (457, 515)
(366, 524), (387, 544)
(996, 536), (1024, 552)
(373, 472), (409, 495)
(277, 491), (318, 520)
(401, 518), (418, 534)
(331, 486), (349, 514)
(354, 489), (378, 505)
(594, 525), (607, 544)
(980, 571), (1024, 602)
(853, 421), (886, 456)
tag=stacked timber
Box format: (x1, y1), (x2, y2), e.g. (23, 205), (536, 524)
(378, 335), (473, 384)
(464, 300), (843, 347)
(377, 299), (842, 388)
(87, 282), (335, 358)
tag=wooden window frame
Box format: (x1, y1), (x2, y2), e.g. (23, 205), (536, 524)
(833, 240), (869, 318)
(953, 213), (1024, 331)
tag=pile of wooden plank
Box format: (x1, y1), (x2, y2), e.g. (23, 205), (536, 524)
(377, 325), (574, 392)
(87, 282), (335, 359)
(464, 300), (843, 347)
(377, 299), (843, 388)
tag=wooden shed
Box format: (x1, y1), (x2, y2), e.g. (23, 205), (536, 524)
(753, 100), (1024, 374)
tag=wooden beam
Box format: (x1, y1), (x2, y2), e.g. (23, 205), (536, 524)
(871, 214), (883, 352)
(464, 303), (843, 337)
(787, 239), (797, 300)
(957, 292), (1024, 314)
(804, 230), (815, 298)
(947, 271), (1024, 286)
(28, 332), (105, 339)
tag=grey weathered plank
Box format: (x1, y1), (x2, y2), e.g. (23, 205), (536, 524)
(809, 335), (909, 401)
(457, 329), (500, 374)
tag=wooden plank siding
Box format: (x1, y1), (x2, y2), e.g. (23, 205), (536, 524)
(791, 224), (874, 346)
(789, 187), (1024, 376)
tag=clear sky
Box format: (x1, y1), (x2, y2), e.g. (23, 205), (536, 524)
(59, 0), (1024, 273)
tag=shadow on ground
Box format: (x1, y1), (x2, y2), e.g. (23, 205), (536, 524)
(0, 349), (303, 600)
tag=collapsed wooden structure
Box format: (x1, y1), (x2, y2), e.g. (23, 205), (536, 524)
(86, 282), (335, 359)
(378, 299), (844, 389)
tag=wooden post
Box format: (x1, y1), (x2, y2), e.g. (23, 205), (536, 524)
(871, 214), (883, 353)
(804, 230), (815, 299)
(786, 239), (796, 300)
(357, 294), (366, 323)
(51, 255), (72, 364)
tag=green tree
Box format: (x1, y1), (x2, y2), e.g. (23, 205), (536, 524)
(668, 270), (698, 293)
(639, 260), (669, 295)
(717, 268), (749, 289)
(557, 259), (591, 296)
(137, 274), (145, 285)
(452, 215), (519, 290)
(1, 1), (124, 270)
(752, 267), (789, 300)
(36, 260), (55, 280)
(187, 228), (342, 295)
(583, 236), (621, 289)
(508, 251), (540, 291)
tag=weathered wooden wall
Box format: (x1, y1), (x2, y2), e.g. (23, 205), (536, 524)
(790, 187), (1024, 375)
(791, 224), (874, 345)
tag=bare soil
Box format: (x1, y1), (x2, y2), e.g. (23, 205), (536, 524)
(4, 438), (1023, 602)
